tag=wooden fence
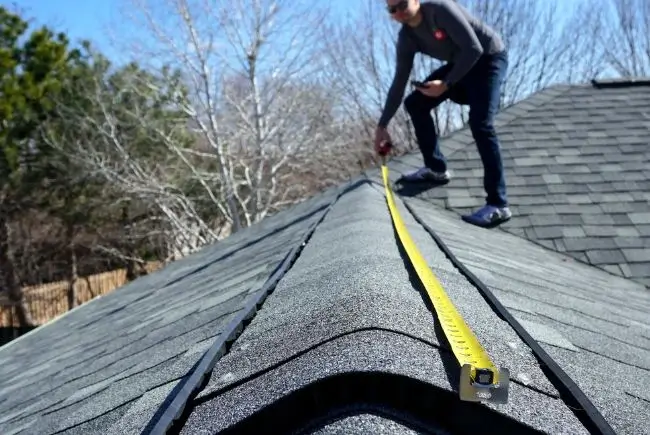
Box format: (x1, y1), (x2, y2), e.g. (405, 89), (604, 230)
(0, 262), (162, 328)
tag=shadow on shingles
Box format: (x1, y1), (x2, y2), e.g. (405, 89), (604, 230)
(389, 215), (460, 392)
(393, 180), (449, 198)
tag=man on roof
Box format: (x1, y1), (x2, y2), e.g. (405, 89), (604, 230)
(375, 0), (511, 228)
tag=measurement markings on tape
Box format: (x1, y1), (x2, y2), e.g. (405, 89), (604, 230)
(380, 158), (509, 404)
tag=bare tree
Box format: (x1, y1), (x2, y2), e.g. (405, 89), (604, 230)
(554, 1), (608, 83)
(462, 0), (600, 107)
(213, 0), (343, 223)
(600, 0), (650, 77)
(318, 0), (455, 158)
(41, 60), (228, 260)
(318, 0), (605, 153)
(108, 0), (344, 229)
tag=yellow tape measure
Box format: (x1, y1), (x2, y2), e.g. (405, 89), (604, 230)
(380, 161), (509, 404)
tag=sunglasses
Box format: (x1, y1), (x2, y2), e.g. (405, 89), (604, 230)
(387, 0), (409, 14)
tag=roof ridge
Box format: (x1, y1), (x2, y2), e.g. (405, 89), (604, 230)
(592, 77), (650, 88)
(171, 181), (594, 433)
(399, 198), (617, 435)
(140, 178), (372, 434)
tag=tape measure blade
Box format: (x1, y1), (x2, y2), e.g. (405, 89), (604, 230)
(380, 163), (509, 403)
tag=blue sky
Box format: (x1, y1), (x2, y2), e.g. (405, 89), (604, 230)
(5, 0), (590, 92)
(4, 0), (355, 62)
(6, 0), (578, 58)
(0, 0), (359, 67)
(4, 0), (118, 54)
(4, 0), (604, 131)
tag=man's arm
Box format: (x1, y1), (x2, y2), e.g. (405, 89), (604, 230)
(378, 35), (414, 129)
(435, 1), (483, 86)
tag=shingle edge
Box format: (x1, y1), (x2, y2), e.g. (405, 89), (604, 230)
(400, 198), (616, 435)
(140, 177), (372, 435)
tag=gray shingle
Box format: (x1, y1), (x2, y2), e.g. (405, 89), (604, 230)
(446, 196), (483, 208)
(543, 346), (650, 435)
(563, 238), (617, 251)
(534, 226), (564, 239)
(582, 214), (617, 225)
(615, 226), (641, 237)
(548, 183), (590, 194)
(541, 173), (563, 184)
(611, 214), (633, 225)
(631, 191), (650, 201)
(1, 75), (648, 435)
(0, 185), (339, 434)
(628, 200), (650, 214)
(562, 226), (586, 238)
(503, 216), (532, 228)
(107, 380), (179, 435)
(627, 264), (650, 279)
(514, 318), (578, 351)
(622, 249), (650, 263)
(566, 194), (594, 204)
(583, 225), (618, 236)
(512, 195), (550, 205)
(403, 197), (650, 435)
(514, 156), (556, 167)
(629, 212), (650, 225)
(390, 81), (650, 288)
(601, 264), (624, 277)
(311, 414), (427, 434)
(589, 193), (635, 203)
(587, 183), (620, 193)
(585, 249), (626, 265)
(507, 185), (551, 196)
(554, 204), (603, 214)
(613, 237), (650, 249)
(536, 239), (556, 250)
(180, 185), (587, 434)
(553, 239), (567, 252)
(529, 214), (564, 226)
(598, 202), (634, 214)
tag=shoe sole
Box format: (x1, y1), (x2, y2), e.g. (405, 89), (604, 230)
(397, 176), (451, 184)
(461, 215), (511, 229)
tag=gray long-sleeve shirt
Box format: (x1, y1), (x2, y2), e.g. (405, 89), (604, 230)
(378, 0), (505, 128)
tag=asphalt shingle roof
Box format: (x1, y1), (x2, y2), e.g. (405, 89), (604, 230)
(402, 197), (650, 433)
(180, 183), (590, 434)
(390, 79), (650, 288)
(0, 79), (649, 435)
(0, 187), (338, 434)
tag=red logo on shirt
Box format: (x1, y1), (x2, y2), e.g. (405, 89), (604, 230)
(433, 29), (446, 40)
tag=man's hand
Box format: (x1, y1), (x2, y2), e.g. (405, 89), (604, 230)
(416, 79), (448, 98)
(374, 126), (392, 156)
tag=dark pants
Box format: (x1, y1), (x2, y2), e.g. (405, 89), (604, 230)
(404, 51), (508, 207)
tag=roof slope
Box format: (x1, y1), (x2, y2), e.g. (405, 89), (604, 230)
(0, 80), (648, 435)
(178, 182), (589, 434)
(391, 79), (650, 288)
(402, 196), (650, 434)
(0, 184), (340, 434)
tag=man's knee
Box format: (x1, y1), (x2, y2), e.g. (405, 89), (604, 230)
(469, 109), (497, 134)
(403, 92), (422, 114)
(404, 91), (441, 115)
